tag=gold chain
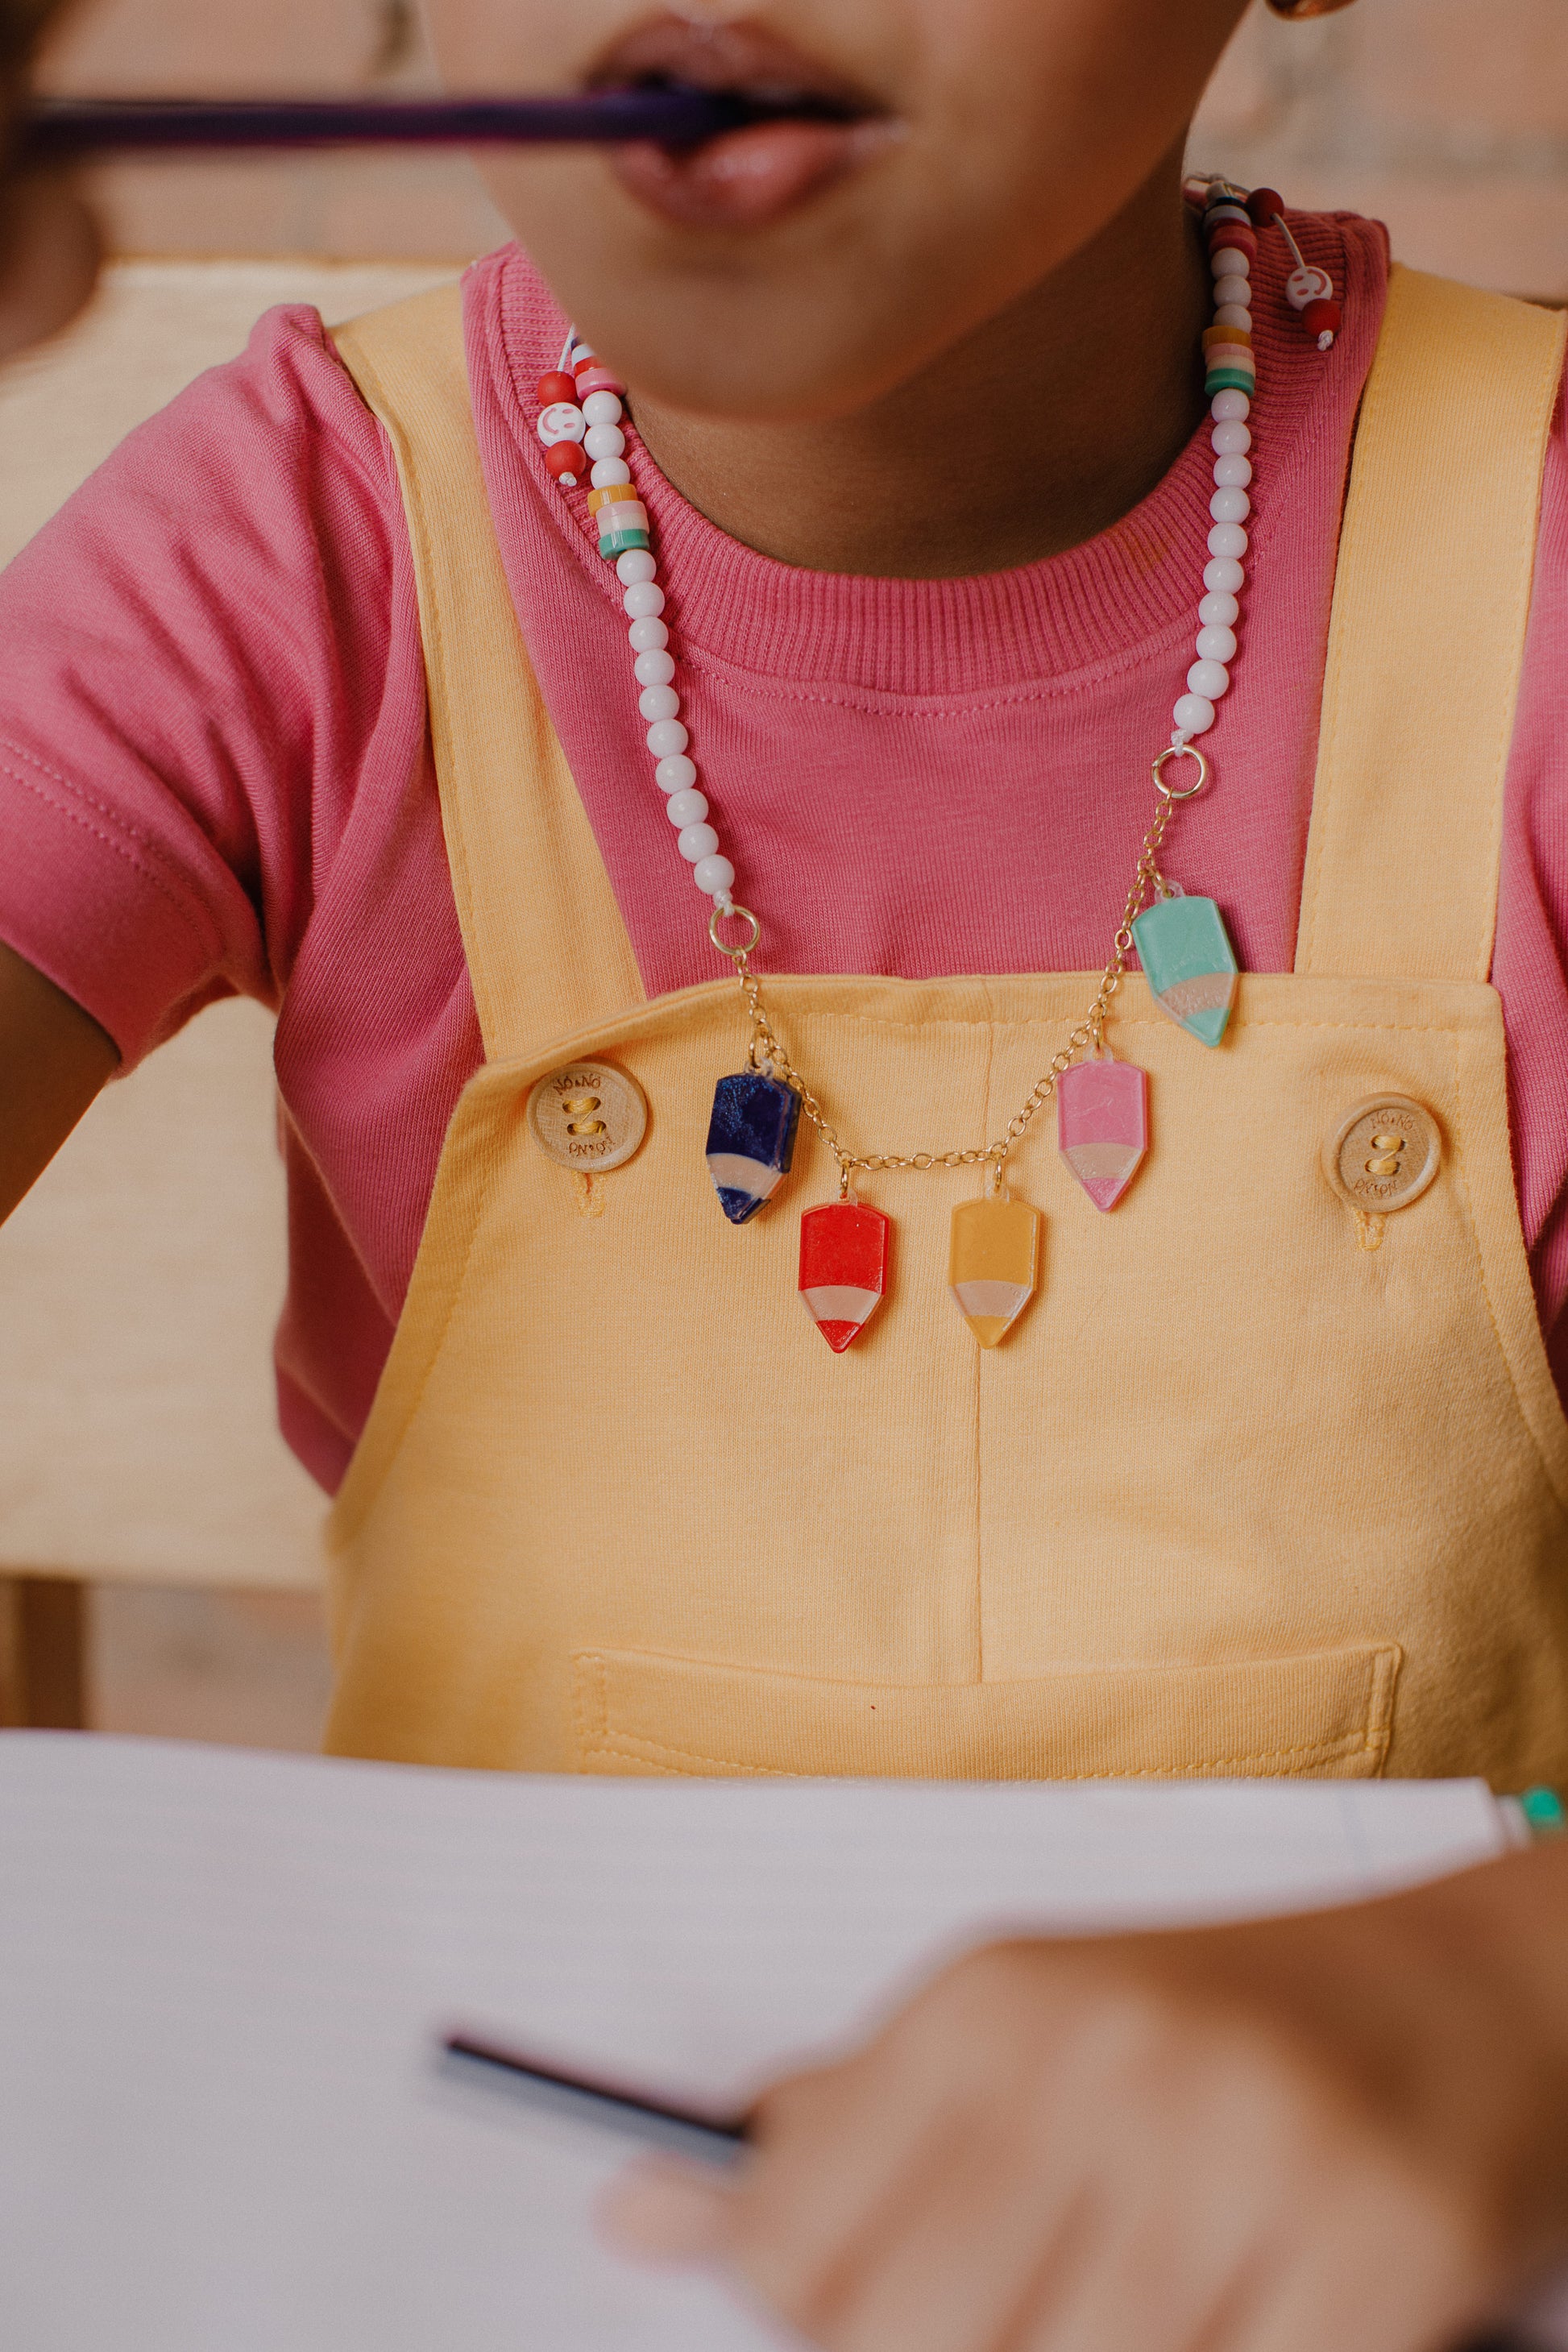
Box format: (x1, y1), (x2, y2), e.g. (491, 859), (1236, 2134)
(707, 745), (1208, 1197)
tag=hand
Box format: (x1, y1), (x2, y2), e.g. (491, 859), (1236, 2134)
(0, 0), (99, 361)
(604, 1844), (1568, 2352)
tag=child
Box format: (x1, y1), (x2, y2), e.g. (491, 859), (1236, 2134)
(2, 0), (1567, 1788)
(4, 0), (1568, 2341)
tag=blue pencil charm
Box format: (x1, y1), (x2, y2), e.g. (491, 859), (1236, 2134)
(706, 1070), (801, 1224)
(1130, 894), (1239, 1047)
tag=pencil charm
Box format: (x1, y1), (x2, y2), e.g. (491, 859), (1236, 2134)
(706, 1070), (800, 1224)
(1130, 894), (1238, 1047)
(799, 1201), (890, 1352)
(1057, 1057), (1149, 1212)
(948, 1194), (1039, 1348)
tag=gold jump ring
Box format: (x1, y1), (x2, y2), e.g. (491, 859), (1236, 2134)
(709, 902), (762, 960)
(1151, 744), (1209, 802)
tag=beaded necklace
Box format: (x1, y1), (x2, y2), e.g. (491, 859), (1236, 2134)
(533, 179), (1338, 1351)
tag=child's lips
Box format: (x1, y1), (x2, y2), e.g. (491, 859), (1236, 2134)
(609, 115), (892, 231)
(587, 13), (894, 231)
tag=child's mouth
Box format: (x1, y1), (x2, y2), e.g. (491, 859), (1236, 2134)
(588, 15), (895, 230)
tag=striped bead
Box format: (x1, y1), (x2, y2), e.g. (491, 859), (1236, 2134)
(575, 358), (626, 400)
(1207, 222), (1257, 266)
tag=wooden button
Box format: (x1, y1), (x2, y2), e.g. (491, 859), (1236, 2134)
(529, 1061), (647, 1172)
(1323, 1095), (1441, 1213)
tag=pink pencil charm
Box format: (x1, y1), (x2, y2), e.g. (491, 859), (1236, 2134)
(799, 1201), (890, 1353)
(1057, 1056), (1148, 1212)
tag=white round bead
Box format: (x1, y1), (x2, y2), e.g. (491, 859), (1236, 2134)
(1204, 555), (1246, 594)
(591, 457), (632, 488)
(623, 582), (666, 618)
(628, 616), (669, 653)
(1208, 521), (1249, 560)
(1210, 389), (1251, 424)
(1199, 591), (1239, 628)
(1211, 420), (1251, 457)
(653, 752), (695, 790)
(639, 683), (680, 722)
(634, 649), (676, 687)
(694, 854), (735, 897)
(1172, 692), (1216, 737)
(616, 550), (657, 586)
(583, 424), (626, 461)
(1188, 658), (1231, 700)
(1213, 304), (1251, 334)
(1209, 486), (1251, 525)
(646, 719), (688, 758)
(1213, 275), (1251, 311)
(536, 401), (585, 447)
(1195, 624), (1238, 664)
(678, 823), (720, 862)
(581, 389), (624, 427)
(665, 789), (708, 826)
(1209, 245), (1251, 279)
(1213, 454), (1253, 489)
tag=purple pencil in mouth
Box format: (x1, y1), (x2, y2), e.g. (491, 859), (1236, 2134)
(590, 14), (900, 230)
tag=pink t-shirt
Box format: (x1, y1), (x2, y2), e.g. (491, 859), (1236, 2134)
(2, 215), (1567, 1492)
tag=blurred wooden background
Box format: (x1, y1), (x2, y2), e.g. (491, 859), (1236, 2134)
(8, 0), (1564, 1754)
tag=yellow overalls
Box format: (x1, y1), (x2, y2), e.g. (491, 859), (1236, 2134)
(321, 268), (1568, 1788)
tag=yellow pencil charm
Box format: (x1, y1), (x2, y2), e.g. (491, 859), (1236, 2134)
(948, 1193), (1040, 1348)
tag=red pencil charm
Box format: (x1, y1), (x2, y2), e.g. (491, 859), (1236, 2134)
(799, 1201), (890, 1352)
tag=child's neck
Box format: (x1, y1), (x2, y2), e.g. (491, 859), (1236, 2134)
(631, 148), (1212, 582)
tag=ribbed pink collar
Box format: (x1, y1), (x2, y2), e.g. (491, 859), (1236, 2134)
(487, 209), (1384, 700)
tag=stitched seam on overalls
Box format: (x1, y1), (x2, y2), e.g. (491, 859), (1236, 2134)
(330, 1134), (492, 1546)
(1441, 1028), (1568, 1516)
(778, 1011), (1477, 1039)
(579, 1727), (1383, 1779)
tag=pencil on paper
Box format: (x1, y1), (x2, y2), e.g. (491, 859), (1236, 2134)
(439, 2029), (749, 2167)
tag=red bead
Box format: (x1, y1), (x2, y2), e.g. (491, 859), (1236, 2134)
(535, 371), (578, 406)
(1247, 187), (1285, 228)
(1302, 297), (1342, 345)
(544, 441), (583, 484)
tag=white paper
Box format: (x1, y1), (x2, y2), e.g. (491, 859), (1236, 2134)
(0, 1734), (1520, 2351)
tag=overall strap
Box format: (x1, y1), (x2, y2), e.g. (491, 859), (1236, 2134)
(1295, 266), (1565, 982)
(332, 285), (644, 1062)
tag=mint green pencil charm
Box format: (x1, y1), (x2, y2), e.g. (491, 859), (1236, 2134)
(1131, 893), (1238, 1047)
